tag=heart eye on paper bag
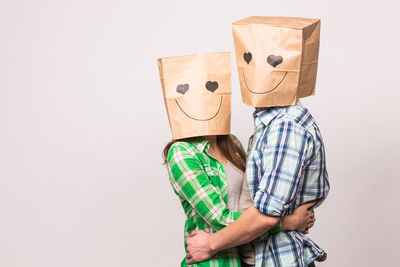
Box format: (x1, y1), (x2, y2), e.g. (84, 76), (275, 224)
(176, 83), (189, 94)
(267, 55), (283, 67)
(243, 52), (252, 64)
(205, 81), (219, 92)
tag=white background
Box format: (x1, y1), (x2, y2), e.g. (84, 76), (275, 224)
(1, 0), (399, 266)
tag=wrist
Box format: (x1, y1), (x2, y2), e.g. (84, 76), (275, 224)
(281, 215), (297, 231)
(209, 234), (220, 254)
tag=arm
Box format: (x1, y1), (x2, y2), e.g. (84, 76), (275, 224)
(252, 120), (312, 217)
(186, 121), (313, 263)
(186, 205), (278, 264)
(238, 152), (313, 235)
(207, 205), (316, 248)
(237, 166), (282, 237)
(235, 121), (314, 233)
(186, 202), (315, 264)
(206, 205), (279, 251)
(167, 142), (241, 231)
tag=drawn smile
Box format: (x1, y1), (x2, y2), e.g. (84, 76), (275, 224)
(241, 68), (288, 94)
(175, 96), (223, 121)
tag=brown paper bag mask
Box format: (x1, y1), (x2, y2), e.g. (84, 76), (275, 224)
(232, 16), (321, 107)
(158, 52), (231, 140)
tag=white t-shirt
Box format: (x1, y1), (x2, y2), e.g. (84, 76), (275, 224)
(222, 161), (255, 265)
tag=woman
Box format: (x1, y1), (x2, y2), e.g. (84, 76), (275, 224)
(164, 134), (314, 267)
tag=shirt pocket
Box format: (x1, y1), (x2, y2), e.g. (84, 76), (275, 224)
(203, 165), (224, 193)
(203, 165), (216, 177)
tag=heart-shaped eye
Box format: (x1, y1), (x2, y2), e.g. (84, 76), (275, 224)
(267, 55), (283, 67)
(205, 81), (218, 92)
(176, 83), (189, 94)
(243, 52), (252, 64)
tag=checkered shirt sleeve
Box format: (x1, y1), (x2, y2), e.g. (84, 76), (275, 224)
(167, 142), (241, 231)
(253, 120), (313, 216)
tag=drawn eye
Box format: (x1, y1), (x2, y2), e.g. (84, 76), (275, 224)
(205, 81), (218, 93)
(243, 52), (252, 64)
(176, 83), (189, 94)
(267, 55), (283, 67)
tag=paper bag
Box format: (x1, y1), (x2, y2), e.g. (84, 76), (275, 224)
(158, 52), (232, 140)
(232, 16), (321, 107)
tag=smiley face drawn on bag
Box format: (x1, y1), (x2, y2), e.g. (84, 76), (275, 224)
(174, 81), (223, 121)
(240, 52), (288, 94)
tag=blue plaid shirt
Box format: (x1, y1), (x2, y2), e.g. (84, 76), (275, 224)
(246, 101), (330, 267)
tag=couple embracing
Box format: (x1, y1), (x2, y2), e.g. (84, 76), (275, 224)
(158, 16), (330, 267)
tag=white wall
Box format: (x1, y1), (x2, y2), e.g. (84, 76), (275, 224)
(1, 0), (399, 266)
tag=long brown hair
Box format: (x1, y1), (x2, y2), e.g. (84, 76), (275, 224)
(163, 135), (246, 172)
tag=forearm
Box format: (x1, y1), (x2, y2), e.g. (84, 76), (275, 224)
(209, 205), (280, 253)
(206, 209), (242, 231)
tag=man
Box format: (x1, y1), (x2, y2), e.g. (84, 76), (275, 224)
(186, 16), (330, 267)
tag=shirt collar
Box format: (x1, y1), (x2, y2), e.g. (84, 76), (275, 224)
(191, 137), (210, 153)
(253, 106), (285, 129)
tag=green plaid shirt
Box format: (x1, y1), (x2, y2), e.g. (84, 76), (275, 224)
(167, 136), (279, 267)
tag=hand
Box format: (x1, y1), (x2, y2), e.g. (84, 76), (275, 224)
(281, 201), (316, 234)
(304, 210), (316, 234)
(186, 230), (215, 264)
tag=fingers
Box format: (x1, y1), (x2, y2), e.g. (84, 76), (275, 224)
(189, 230), (201, 237)
(303, 201), (316, 210)
(186, 253), (196, 265)
(186, 247), (194, 264)
(307, 208), (315, 219)
(296, 202), (315, 215)
(187, 259), (196, 265)
(307, 217), (316, 228)
(298, 226), (307, 234)
(308, 217), (316, 223)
